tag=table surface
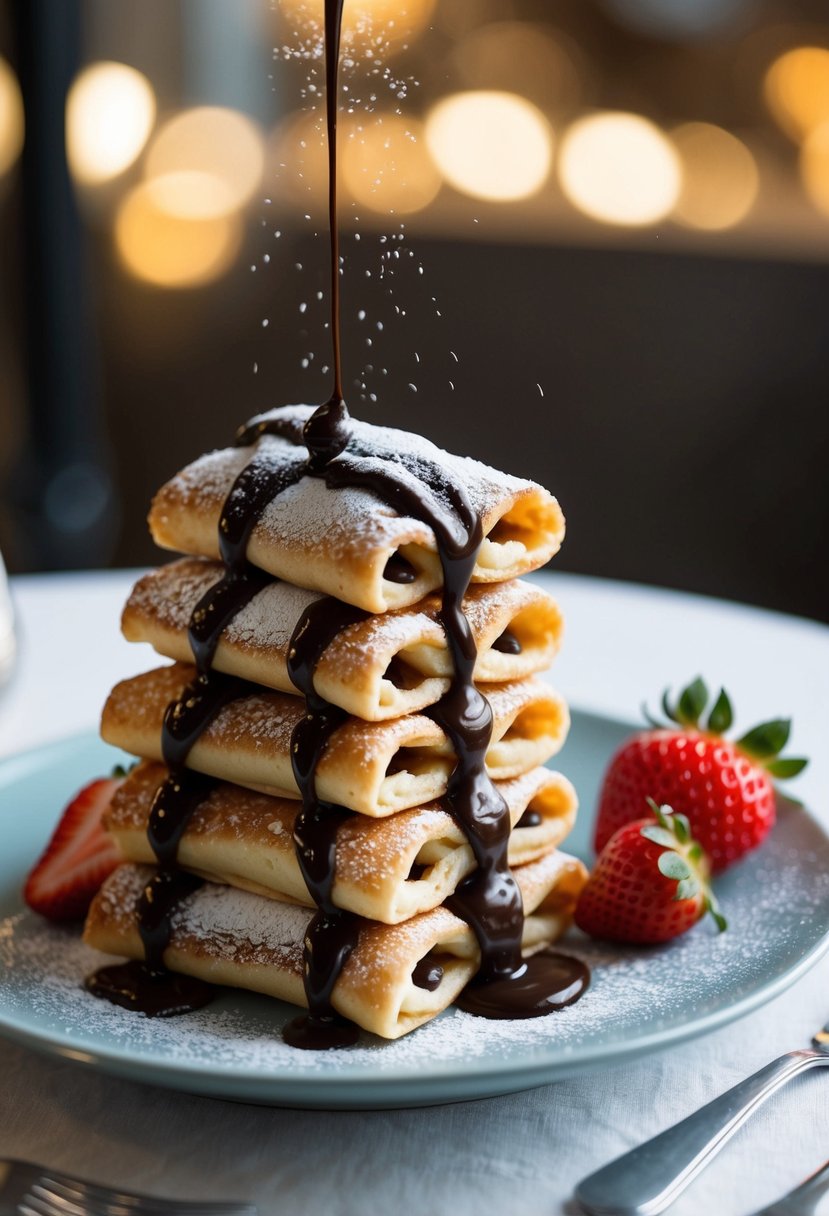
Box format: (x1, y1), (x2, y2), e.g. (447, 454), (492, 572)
(1, 569), (828, 1216)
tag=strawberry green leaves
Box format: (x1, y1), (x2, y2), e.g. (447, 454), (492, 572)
(657, 851), (693, 881)
(645, 678), (807, 783)
(640, 798), (727, 933)
(736, 717), (808, 776)
(676, 677), (709, 727)
(766, 757), (809, 779)
(706, 688), (733, 734)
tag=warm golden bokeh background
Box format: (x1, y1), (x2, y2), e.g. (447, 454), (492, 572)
(1, 0), (827, 619)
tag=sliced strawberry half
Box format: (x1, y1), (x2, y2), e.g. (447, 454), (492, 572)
(24, 775), (125, 921)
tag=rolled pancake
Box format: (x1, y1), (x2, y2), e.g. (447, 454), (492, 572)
(84, 851), (587, 1040)
(106, 761), (578, 923)
(148, 405), (565, 613)
(101, 665), (569, 816)
(123, 558), (564, 721)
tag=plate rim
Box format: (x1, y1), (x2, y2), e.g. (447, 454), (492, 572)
(1, 719), (828, 1102)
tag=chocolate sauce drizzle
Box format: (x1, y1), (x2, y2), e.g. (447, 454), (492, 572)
(89, 0), (587, 1035)
(282, 597), (367, 1048)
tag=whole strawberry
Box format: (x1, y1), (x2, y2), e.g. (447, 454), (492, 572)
(595, 678), (808, 873)
(576, 800), (726, 945)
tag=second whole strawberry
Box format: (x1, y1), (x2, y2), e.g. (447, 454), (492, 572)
(575, 800), (726, 945)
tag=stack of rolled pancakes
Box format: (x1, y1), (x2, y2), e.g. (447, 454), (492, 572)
(85, 408), (587, 1041)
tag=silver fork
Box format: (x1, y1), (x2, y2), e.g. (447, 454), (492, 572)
(575, 1022), (829, 1216)
(0, 1159), (257, 1216)
(750, 1158), (829, 1216)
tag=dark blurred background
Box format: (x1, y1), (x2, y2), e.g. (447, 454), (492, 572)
(0, 0), (827, 620)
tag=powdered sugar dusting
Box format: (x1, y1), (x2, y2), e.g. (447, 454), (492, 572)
(2, 827), (827, 1091)
(126, 560), (321, 657)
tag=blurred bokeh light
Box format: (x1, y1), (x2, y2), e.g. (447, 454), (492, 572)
(66, 61), (155, 185)
(671, 122), (758, 230)
(764, 46), (829, 143)
(425, 91), (552, 203)
(115, 179), (243, 287)
(2, 0), (829, 626)
(558, 111), (681, 226)
(268, 110), (328, 209)
(0, 56), (24, 179)
(144, 107), (264, 218)
(800, 120), (829, 218)
(342, 114), (440, 214)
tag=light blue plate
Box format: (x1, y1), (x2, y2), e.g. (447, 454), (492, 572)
(1, 712), (828, 1110)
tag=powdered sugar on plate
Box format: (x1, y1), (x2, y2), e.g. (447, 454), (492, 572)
(1, 822), (828, 1091)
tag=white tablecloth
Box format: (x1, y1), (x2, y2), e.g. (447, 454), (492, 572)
(1, 570), (828, 1216)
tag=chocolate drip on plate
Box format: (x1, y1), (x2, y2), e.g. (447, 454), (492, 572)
(87, 858), (215, 1015)
(456, 952), (589, 1019)
(85, 962), (214, 1018)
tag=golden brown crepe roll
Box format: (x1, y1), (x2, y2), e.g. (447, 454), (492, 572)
(105, 761), (578, 923)
(122, 559), (564, 722)
(84, 851), (587, 1040)
(148, 406), (565, 614)
(101, 665), (570, 815)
